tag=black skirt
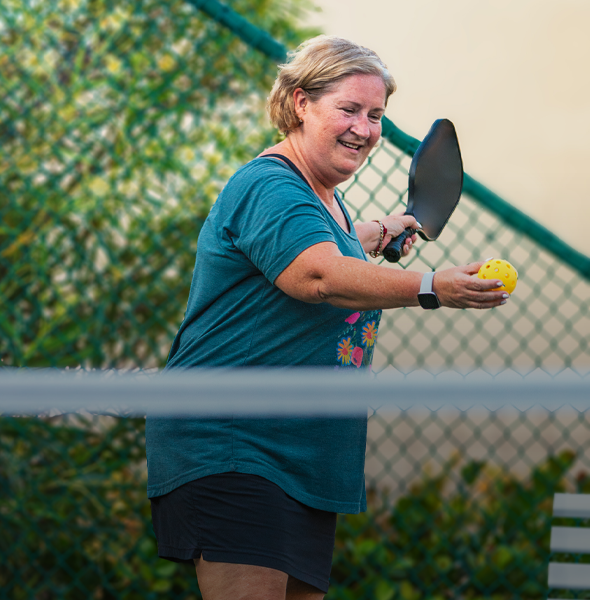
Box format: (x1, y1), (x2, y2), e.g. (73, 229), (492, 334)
(149, 472), (337, 593)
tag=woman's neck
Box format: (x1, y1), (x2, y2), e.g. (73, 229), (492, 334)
(259, 137), (336, 207)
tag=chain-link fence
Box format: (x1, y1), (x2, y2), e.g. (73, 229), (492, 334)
(2, 1), (590, 598)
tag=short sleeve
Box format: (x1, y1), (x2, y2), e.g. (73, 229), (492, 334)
(221, 160), (337, 284)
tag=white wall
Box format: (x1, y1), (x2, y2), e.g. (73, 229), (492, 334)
(306, 0), (590, 254)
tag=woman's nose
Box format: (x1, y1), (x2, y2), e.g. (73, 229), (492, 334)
(349, 115), (371, 139)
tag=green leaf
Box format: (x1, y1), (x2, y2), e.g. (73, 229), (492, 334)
(375, 580), (395, 600)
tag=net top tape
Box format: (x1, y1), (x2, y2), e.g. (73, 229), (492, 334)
(1, 368), (588, 416)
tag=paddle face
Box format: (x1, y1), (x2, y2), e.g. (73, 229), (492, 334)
(383, 119), (463, 262)
(408, 118), (463, 241)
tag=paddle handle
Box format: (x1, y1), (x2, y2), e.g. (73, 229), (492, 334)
(383, 228), (415, 263)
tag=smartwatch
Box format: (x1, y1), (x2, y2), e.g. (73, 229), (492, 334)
(418, 272), (441, 310)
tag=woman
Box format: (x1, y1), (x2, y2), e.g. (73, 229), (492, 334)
(146, 36), (508, 600)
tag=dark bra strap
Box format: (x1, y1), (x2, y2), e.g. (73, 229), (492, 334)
(258, 153), (312, 191)
(259, 154), (350, 233)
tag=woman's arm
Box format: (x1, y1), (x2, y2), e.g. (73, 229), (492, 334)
(274, 241), (509, 311)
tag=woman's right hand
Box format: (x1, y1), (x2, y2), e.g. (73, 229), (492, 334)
(433, 261), (510, 309)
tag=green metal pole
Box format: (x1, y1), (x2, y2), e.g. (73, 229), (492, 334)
(186, 0), (287, 62)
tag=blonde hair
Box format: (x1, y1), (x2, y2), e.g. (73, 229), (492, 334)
(267, 35), (396, 134)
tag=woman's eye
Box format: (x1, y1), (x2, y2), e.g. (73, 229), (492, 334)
(342, 108), (354, 114)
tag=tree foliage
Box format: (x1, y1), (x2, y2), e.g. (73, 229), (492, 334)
(0, 0), (318, 367)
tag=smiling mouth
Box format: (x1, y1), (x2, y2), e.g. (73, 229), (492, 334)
(339, 140), (363, 151)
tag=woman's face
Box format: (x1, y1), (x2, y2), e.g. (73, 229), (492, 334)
(295, 73), (387, 187)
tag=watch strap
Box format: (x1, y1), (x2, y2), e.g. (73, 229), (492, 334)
(419, 271), (436, 294)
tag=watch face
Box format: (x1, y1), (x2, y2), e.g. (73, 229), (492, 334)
(418, 292), (441, 310)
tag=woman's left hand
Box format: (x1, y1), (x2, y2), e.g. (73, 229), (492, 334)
(355, 213), (420, 256)
(380, 213), (419, 257)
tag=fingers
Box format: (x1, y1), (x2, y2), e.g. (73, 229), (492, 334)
(462, 258), (497, 276)
(401, 238), (412, 256)
(381, 214), (421, 239)
(469, 276), (505, 291)
(462, 269), (510, 304)
(466, 293), (509, 309)
(451, 290), (509, 310)
(463, 301), (506, 310)
(466, 286), (510, 309)
(462, 261), (485, 275)
(399, 215), (421, 230)
(400, 232), (419, 256)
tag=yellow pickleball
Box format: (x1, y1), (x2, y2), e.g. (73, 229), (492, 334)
(478, 259), (518, 294)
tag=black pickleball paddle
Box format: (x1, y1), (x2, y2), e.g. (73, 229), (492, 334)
(383, 119), (463, 263)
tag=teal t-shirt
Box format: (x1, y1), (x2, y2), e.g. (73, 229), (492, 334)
(145, 157), (382, 513)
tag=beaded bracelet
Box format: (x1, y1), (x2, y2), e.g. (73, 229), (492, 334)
(369, 220), (388, 258)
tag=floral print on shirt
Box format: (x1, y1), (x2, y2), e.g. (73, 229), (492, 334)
(337, 337), (354, 365)
(361, 321), (377, 347)
(336, 310), (382, 368)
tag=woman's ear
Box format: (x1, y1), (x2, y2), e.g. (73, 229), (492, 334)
(293, 88), (308, 120)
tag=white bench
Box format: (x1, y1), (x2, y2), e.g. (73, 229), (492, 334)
(548, 493), (590, 598)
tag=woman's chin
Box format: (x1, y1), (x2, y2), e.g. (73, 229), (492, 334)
(335, 159), (363, 179)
